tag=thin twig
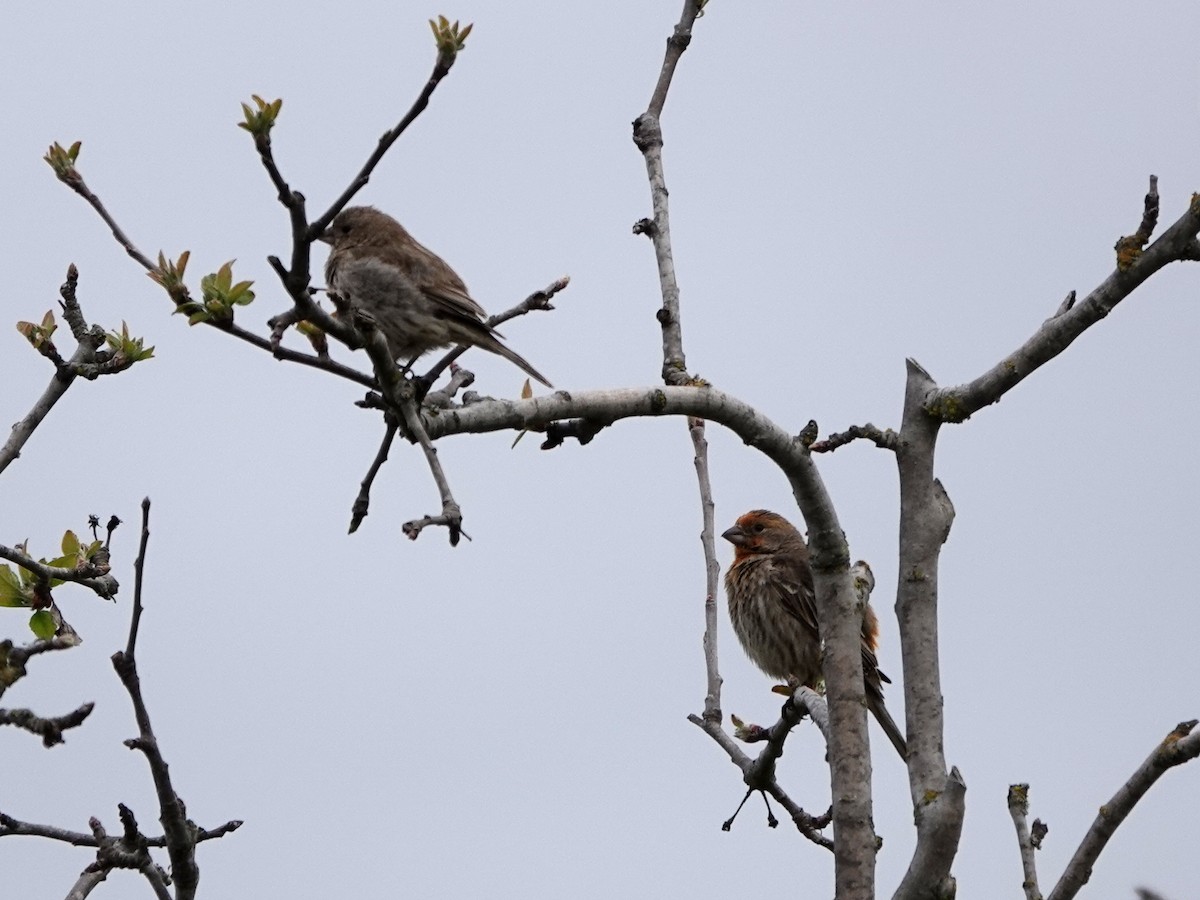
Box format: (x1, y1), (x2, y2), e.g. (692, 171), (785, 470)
(398, 399), (468, 546)
(349, 307), (469, 545)
(1, 267), (107, 475)
(0, 813), (241, 849)
(126, 498), (151, 658)
(0, 545), (118, 598)
(111, 499), (201, 900)
(1114, 174), (1160, 271)
(1047, 721), (1200, 900)
(633, 0), (705, 386)
(645, 0), (705, 119)
(349, 419), (398, 534)
(687, 710), (832, 850)
(58, 167), (374, 388)
(58, 178), (156, 272)
(1008, 784), (1044, 900)
(420, 276), (570, 388)
(811, 423), (899, 454)
(0, 703), (95, 747)
(310, 46), (464, 240)
(1, 633), (84, 684)
(925, 178), (1200, 424)
(688, 417), (722, 723)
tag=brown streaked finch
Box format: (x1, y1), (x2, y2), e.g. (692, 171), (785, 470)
(722, 509), (907, 759)
(319, 206), (552, 388)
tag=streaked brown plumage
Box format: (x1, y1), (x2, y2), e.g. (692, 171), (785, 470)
(722, 509), (907, 759)
(320, 206), (552, 387)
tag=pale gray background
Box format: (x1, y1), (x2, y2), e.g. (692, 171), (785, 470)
(3, 2), (1198, 898)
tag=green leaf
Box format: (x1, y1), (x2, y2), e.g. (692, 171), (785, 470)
(17, 562), (37, 587)
(29, 610), (56, 640)
(61, 530), (80, 558)
(42, 555), (72, 586)
(0, 565), (29, 607)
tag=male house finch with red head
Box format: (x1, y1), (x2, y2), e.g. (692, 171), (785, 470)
(320, 206), (552, 388)
(723, 509), (907, 759)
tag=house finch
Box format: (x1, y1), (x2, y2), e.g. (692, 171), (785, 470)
(723, 509), (907, 759)
(320, 206), (553, 388)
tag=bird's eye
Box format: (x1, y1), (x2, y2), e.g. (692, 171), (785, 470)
(752, 522), (765, 533)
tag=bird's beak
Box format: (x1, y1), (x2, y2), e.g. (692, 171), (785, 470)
(721, 525), (746, 546)
(316, 228), (333, 246)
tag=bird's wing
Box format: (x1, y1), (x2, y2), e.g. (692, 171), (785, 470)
(772, 555), (894, 688)
(862, 642), (892, 687)
(768, 555), (820, 637)
(398, 239), (492, 324)
(423, 282), (496, 332)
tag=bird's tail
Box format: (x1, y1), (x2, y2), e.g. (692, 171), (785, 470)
(475, 333), (554, 389)
(868, 692), (908, 760)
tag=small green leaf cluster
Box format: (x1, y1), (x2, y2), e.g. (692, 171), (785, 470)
(237, 95), (282, 138)
(43, 141), (82, 184)
(105, 321), (155, 366)
(429, 15), (473, 55)
(148, 250), (192, 306)
(193, 260), (256, 326)
(15, 310), (58, 352)
(154, 253), (255, 326)
(1, 532), (105, 637)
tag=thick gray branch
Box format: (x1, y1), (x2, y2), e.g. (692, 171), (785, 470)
(428, 385), (875, 892)
(425, 386), (829, 518)
(893, 360), (964, 900)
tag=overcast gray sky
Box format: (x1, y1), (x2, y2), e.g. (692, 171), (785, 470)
(3, 2), (1199, 898)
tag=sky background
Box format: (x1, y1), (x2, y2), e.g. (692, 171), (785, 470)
(3, 2), (1199, 898)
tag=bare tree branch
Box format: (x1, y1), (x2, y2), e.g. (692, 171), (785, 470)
(0, 812), (241, 849)
(0, 703), (94, 747)
(398, 399), (467, 546)
(346, 308), (468, 545)
(688, 417), (722, 724)
(1047, 721), (1200, 900)
(687, 707), (833, 850)
(893, 361), (964, 900)
(0, 632), (83, 686)
(309, 40), (467, 241)
(110, 499), (202, 900)
(1008, 784), (1045, 900)
(55, 165), (376, 388)
(644, 0), (705, 121)
(925, 180), (1200, 423)
(1, 267), (107, 475)
(893, 181), (1200, 899)
(0, 544), (118, 599)
(349, 418), (398, 534)
(811, 423), (899, 454)
(632, 0), (706, 386)
(420, 276), (570, 389)
(424, 381), (861, 754)
(64, 866), (108, 899)
(633, 7), (730, 779)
